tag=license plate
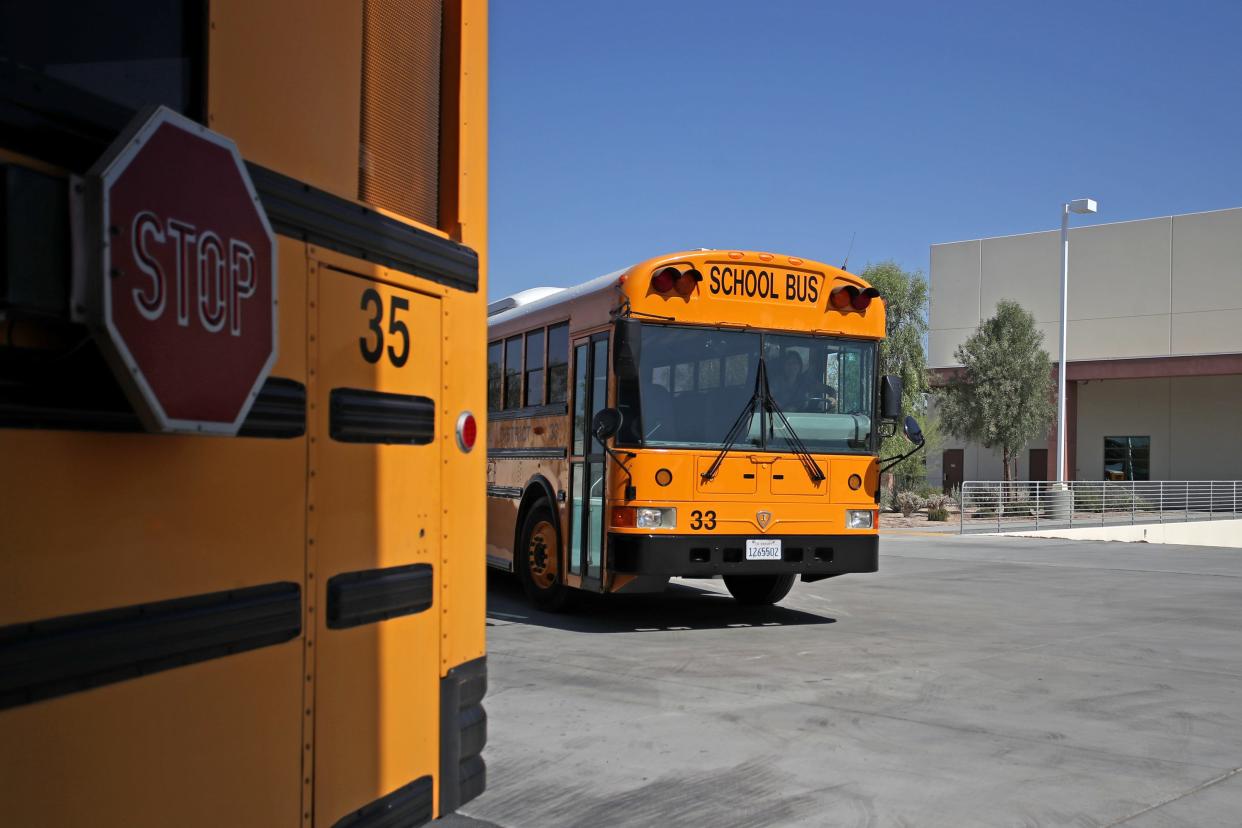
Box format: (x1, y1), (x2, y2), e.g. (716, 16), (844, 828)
(745, 539), (782, 560)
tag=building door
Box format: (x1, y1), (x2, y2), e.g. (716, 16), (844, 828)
(942, 449), (964, 493)
(1029, 449), (1048, 482)
(568, 333), (609, 591)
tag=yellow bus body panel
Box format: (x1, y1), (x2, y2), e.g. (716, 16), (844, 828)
(0, 1), (487, 824)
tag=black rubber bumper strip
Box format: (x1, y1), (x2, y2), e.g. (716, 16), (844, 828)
(439, 656), (488, 813)
(0, 61), (479, 293)
(331, 775), (433, 828)
(0, 581), (301, 711)
(248, 164), (478, 293)
(326, 564), (433, 630)
(236, 377), (307, 439)
(0, 376), (306, 438)
(608, 533), (879, 577)
(329, 388), (435, 445)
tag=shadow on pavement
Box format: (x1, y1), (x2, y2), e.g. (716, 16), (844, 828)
(486, 570), (836, 634)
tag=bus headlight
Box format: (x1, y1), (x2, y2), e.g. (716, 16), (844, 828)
(636, 507), (676, 529)
(846, 509), (874, 529)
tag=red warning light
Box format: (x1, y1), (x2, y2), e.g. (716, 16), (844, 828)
(651, 267), (679, 293)
(829, 285), (881, 312)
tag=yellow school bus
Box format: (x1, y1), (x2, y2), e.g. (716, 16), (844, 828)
(486, 250), (917, 610)
(0, 2), (486, 825)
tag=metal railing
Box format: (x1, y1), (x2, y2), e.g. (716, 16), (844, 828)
(958, 480), (1242, 534)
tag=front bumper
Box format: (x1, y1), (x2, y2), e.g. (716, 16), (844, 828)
(609, 533), (878, 578)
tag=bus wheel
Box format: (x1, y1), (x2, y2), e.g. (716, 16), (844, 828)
(517, 503), (571, 612)
(722, 574), (796, 606)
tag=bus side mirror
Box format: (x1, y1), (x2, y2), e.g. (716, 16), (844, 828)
(903, 415), (924, 446)
(880, 375), (903, 420)
(592, 407), (623, 440)
(614, 318), (641, 377)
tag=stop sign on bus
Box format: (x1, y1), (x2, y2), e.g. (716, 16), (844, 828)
(79, 106), (277, 435)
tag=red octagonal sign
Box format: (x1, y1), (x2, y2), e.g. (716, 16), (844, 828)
(82, 106), (277, 435)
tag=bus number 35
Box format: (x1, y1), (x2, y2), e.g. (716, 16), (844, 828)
(690, 510), (716, 530)
(359, 288), (410, 367)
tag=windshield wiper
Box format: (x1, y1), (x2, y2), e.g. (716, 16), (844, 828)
(700, 360), (826, 486)
(764, 382), (827, 486)
(700, 360), (767, 483)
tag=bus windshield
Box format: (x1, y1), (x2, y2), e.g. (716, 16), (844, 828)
(615, 322), (877, 453)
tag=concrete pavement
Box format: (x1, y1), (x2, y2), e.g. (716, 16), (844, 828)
(459, 535), (1242, 827)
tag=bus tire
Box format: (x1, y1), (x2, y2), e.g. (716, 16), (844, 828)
(722, 574), (796, 605)
(517, 502), (572, 612)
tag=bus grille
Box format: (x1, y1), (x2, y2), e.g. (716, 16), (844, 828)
(359, 0), (442, 227)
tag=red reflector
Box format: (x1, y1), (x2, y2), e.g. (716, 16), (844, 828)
(651, 267), (678, 293)
(456, 411), (477, 452)
(610, 507), (635, 528)
(674, 268), (702, 297)
(851, 292), (872, 311)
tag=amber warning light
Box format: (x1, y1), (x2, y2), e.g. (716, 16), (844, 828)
(650, 266), (703, 297)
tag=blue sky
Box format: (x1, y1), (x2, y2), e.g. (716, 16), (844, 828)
(489, 1), (1242, 299)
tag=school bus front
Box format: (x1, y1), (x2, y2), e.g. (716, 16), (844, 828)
(604, 306), (884, 603)
(486, 250), (906, 608)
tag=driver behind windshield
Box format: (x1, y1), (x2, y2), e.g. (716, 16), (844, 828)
(770, 351), (836, 413)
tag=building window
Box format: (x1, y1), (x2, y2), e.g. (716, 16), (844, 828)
(524, 328), (545, 407)
(503, 336), (522, 410)
(486, 341), (502, 412)
(547, 322), (569, 404)
(1104, 436), (1150, 481)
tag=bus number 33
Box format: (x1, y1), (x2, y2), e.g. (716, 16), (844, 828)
(359, 288), (410, 367)
(690, 510), (716, 530)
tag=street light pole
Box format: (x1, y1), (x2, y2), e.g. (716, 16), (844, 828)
(1057, 198), (1098, 484)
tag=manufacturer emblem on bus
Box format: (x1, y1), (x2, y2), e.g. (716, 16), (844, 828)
(756, 510), (772, 529)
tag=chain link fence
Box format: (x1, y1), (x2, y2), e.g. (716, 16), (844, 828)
(958, 480), (1242, 534)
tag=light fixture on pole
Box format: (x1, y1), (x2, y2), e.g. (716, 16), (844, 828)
(1056, 197), (1098, 483)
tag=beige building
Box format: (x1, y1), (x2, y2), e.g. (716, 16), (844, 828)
(928, 206), (1242, 488)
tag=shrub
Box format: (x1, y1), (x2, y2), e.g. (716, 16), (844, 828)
(947, 484), (962, 508)
(1002, 499), (1035, 517)
(925, 494), (953, 521)
(895, 491), (924, 517)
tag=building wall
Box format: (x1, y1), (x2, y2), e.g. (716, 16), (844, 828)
(929, 206), (1242, 484)
(925, 397), (1044, 487)
(1168, 375), (1242, 479)
(930, 207), (1242, 368)
(1075, 378), (1173, 481)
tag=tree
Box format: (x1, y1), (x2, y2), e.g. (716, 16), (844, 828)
(936, 301), (1054, 481)
(860, 262), (929, 489)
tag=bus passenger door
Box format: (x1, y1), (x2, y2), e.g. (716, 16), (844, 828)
(568, 334), (609, 591)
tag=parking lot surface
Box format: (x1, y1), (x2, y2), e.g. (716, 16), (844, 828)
(460, 535), (1242, 827)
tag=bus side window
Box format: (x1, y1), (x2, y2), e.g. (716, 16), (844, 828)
(525, 328), (545, 407)
(547, 323), (569, 404)
(487, 341), (503, 412)
(503, 335), (522, 410)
